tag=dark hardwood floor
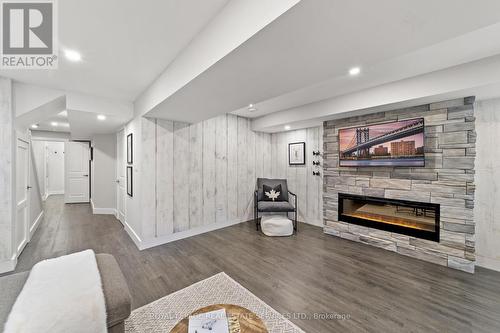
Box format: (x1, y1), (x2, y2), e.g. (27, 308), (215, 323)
(6, 195), (500, 332)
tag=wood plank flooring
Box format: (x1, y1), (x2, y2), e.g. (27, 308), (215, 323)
(5, 195), (500, 332)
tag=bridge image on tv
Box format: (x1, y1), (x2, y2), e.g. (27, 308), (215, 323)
(339, 118), (425, 167)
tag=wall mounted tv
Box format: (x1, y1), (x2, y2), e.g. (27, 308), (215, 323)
(339, 118), (425, 167)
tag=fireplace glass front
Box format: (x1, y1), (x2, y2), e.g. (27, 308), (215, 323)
(338, 193), (440, 241)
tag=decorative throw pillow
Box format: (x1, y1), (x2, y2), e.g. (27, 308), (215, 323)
(263, 184), (283, 202)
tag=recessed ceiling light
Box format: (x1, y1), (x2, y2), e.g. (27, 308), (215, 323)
(284, 125), (291, 130)
(64, 49), (82, 62)
(349, 67), (361, 76)
(248, 104), (257, 112)
(97, 114), (106, 120)
(51, 121), (58, 126)
(31, 124), (38, 129)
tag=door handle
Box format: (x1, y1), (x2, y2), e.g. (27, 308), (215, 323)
(83, 174), (89, 177)
(116, 179), (120, 183)
(27, 186), (32, 190)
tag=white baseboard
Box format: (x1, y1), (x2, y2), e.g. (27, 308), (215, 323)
(124, 217), (320, 251)
(138, 219), (248, 251)
(90, 199), (116, 215)
(42, 193), (48, 201)
(0, 256), (17, 274)
(29, 211), (44, 239)
(477, 256), (500, 272)
(302, 218), (323, 227)
(47, 190), (64, 196)
(123, 220), (143, 249)
(93, 207), (117, 215)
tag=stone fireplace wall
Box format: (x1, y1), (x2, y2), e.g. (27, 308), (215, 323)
(323, 97), (476, 273)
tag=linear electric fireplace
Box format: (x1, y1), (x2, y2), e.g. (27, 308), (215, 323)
(338, 193), (440, 242)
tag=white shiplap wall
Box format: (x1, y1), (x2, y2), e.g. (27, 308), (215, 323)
(271, 127), (324, 226)
(127, 115), (323, 249)
(141, 114), (273, 241)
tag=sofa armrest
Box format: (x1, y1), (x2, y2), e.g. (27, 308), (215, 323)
(96, 254), (131, 329)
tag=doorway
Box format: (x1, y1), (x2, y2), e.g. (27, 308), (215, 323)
(116, 130), (126, 224)
(15, 139), (29, 255)
(64, 141), (91, 203)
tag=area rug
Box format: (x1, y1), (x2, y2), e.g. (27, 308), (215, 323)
(125, 272), (305, 333)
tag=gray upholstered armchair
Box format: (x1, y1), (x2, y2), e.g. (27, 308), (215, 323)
(254, 178), (297, 233)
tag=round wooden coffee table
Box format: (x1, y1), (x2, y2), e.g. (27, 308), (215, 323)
(171, 304), (268, 333)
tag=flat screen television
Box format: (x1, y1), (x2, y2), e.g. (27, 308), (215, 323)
(338, 118), (425, 167)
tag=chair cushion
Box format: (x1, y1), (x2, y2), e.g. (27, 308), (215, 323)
(257, 178), (289, 201)
(0, 271), (29, 331)
(96, 254), (131, 327)
(262, 184), (284, 201)
(258, 201), (295, 212)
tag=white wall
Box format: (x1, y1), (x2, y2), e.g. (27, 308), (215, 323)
(29, 143), (43, 237)
(91, 134), (116, 213)
(121, 116), (143, 242)
(475, 98), (500, 271)
(31, 140), (46, 199)
(271, 127), (324, 226)
(140, 114), (273, 246)
(31, 130), (70, 141)
(120, 113), (326, 250)
(0, 77), (15, 273)
(46, 142), (65, 194)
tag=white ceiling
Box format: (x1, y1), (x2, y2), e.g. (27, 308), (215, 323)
(33, 111), (70, 132)
(67, 110), (130, 140)
(146, 0), (500, 125)
(7, 0), (500, 135)
(0, 0), (229, 101)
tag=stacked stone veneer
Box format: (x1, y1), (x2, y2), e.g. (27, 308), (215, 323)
(323, 97), (476, 273)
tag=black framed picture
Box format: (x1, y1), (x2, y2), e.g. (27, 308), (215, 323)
(127, 166), (133, 197)
(289, 142), (306, 165)
(127, 133), (133, 164)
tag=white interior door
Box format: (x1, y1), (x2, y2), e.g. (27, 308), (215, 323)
(16, 139), (29, 255)
(116, 130), (126, 223)
(64, 142), (90, 203)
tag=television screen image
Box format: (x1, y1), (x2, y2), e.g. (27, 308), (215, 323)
(339, 118), (425, 167)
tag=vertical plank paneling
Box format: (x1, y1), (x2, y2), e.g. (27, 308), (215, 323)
(277, 132), (287, 178)
(143, 115), (323, 239)
(189, 122), (203, 229)
(255, 132), (264, 179)
(263, 133), (272, 177)
(173, 122), (190, 232)
(286, 131), (297, 199)
(318, 124), (324, 225)
(246, 120), (256, 220)
(271, 134), (278, 178)
(227, 114), (238, 221)
(306, 127), (320, 224)
(215, 115), (228, 224)
(141, 117), (157, 239)
(294, 129), (308, 221)
(156, 119), (174, 236)
(237, 117), (248, 219)
(270, 126), (323, 225)
(203, 118), (216, 225)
